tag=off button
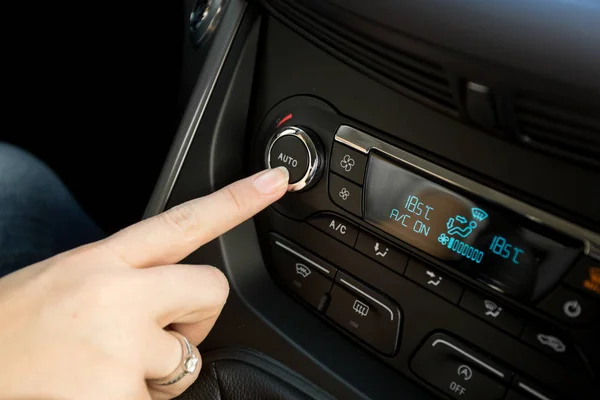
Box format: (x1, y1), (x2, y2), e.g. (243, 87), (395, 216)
(266, 126), (322, 191)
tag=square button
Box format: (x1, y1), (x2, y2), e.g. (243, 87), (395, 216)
(405, 259), (463, 303)
(329, 173), (362, 216)
(329, 143), (367, 185)
(460, 290), (524, 336)
(354, 231), (409, 275)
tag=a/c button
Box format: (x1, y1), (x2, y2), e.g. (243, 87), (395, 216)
(308, 213), (359, 247)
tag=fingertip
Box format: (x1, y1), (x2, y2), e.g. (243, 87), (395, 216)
(253, 167), (289, 195)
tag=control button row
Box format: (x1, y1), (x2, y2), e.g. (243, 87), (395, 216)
(308, 212), (466, 304)
(306, 213), (590, 368)
(268, 233), (401, 355)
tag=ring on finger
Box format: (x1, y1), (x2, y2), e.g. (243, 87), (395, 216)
(148, 331), (199, 386)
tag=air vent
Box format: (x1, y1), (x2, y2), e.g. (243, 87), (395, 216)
(267, 0), (457, 116)
(515, 97), (600, 169)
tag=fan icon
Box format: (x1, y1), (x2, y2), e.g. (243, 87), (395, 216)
(340, 155), (355, 172)
(339, 188), (350, 201)
(438, 233), (450, 245)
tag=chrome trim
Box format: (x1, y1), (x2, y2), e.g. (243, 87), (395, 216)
(339, 278), (396, 321)
(431, 339), (505, 379)
(335, 125), (600, 258)
(274, 240), (332, 276)
(143, 0), (247, 218)
(266, 126), (321, 192)
(518, 383), (552, 400)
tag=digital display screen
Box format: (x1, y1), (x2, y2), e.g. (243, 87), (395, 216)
(365, 153), (578, 300)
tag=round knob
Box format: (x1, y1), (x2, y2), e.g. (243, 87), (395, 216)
(265, 126), (322, 192)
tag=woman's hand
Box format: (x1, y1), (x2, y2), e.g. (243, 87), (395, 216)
(0, 167), (289, 400)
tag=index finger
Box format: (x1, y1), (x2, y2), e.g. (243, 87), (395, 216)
(101, 167), (289, 268)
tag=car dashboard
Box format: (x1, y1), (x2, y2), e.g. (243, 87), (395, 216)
(146, 1), (600, 399)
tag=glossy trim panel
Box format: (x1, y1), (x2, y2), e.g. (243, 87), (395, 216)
(144, 0), (247, 218)
(335, 125), (600, 259)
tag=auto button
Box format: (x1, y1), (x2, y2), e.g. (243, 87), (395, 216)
(411, 333), (512, 400)
(266, 126), (322, 192)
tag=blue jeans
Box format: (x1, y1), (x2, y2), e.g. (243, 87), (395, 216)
(0, 143), (104, 277)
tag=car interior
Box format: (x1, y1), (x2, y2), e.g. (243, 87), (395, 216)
(6, 1), (599, 399)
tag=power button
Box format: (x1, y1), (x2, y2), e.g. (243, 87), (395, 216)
(538, 285), (600, 325)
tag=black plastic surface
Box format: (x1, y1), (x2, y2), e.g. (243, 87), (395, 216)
(293, 0), (600, 94)
(252, 17), (600, 229)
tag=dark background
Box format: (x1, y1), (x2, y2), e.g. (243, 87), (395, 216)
(1, 2), (184, 233)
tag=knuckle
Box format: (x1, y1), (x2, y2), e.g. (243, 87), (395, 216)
(163, 203), (200, 234)
(209, 267), (230, 296)
(223, 186), (244, 214)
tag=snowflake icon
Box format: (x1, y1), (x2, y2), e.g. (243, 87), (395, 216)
(339, 155), (356, 172)
(438, 233), (450, 245)
(339, 188), (350, 201)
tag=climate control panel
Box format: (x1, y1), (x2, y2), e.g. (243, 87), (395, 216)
(252, 96), (600, 400)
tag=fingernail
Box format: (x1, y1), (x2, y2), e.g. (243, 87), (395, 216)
(253, 167), (289, 194)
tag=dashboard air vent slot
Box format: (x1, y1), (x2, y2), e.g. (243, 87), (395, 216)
(515, 97), (600, 169)
(268, 0), (457, 116)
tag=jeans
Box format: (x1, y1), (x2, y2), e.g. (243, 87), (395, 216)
(0, 143), (104, 277)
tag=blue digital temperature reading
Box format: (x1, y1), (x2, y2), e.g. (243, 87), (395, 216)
(489, 236), (525, 264)
(389, 194), (434, 237)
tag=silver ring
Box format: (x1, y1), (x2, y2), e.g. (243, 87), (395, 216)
(149, 332), (199, 386)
